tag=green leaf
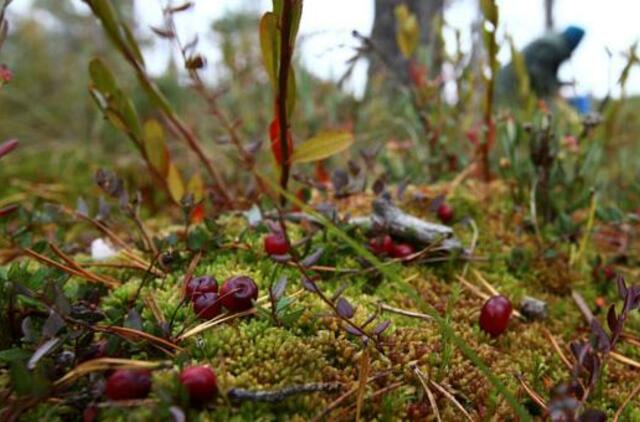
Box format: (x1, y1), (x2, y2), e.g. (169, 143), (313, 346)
(167, 163), (185, 204)
(0, 348), (29, 363)
(259, 12), (278, 88)
(113, 89), (142, 140)
(143, 119), (170, 177)
(89, 58), (117, 93)
(289, 0), (303, 44)
(286, 67), (296, 117)
(291, 130), (354, 164)
(86, 0), (126, 54)
(121, 24), (145, 66)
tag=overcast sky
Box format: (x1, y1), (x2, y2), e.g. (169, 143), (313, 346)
(11, 0), (640, 98)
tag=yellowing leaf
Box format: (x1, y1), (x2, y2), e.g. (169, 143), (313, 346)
(187, 173), (204, 203)
(291, 130), (354, 164)
(167, 164), (185, 204)
(394, 5), (419, 59)
(259, 12), (278, 88)
(143, 120), (169, 177)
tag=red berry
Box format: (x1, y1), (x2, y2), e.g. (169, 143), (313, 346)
(186, 275), (218, 299)
(180, 365), (218, 404)
(369, 235), (394, 256)
(219, 276), (258, 312)
(437, 203), (454, 224)
(479, 295), (512, 337)
(264, 233), (289, 255)
(603, 266), (617, 281)
(105, 369), (151, 401)
(192, 292), (222, 320)
(390, 243), (415, 258)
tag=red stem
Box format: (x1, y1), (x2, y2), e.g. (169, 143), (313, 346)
(277, 0), (294, 204)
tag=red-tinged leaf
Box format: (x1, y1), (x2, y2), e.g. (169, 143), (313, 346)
(0, 138), (18, 159)
(190, 203), (205, 224)
(291, 188), (310, 212)
(269, 117), (294, 165)
(607, 304), (617, 332)
(315, 161), (331, 184)
(0, 204), (19, 218)
(617, 276), (628, 300)
(336, 297), (354, 319)
(589, 319), (610, 352)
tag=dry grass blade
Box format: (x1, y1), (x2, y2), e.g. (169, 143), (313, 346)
(355, 345), (370, 422)
(542, 328), (573, 370)
(54, 358), (165, 387)
(24, 248), (120, 287)
(472, 269), (499, 296)
(177, 309), (256, 341)
(457, 274), (489, 301)
(96, 325), (184, 352)
(144, 294), (165, 324)
(610, 351), (640, 369)
(411, 364), (441, 422)
(515, 374), (548, 411)
(380, 303), (433, 321)
(429, 379), (473, 421)
(445, 163), (477, 198)
(49, 242), (121, 287)
(613, 381), (640, 422)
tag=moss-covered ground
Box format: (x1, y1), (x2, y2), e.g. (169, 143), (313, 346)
(3, 179), (639, 421)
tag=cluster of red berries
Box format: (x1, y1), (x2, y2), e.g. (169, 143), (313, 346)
(368, 234), (415, 259)
(105, 365), (217, 405)
(186, 275), (258, 320)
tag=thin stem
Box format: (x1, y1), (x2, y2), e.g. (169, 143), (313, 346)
(277, 0), (294, 204)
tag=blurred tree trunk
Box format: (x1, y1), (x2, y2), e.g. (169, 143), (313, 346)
(368, 0), (444, 83)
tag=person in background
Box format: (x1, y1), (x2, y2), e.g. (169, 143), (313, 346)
(497, 25), (585, 103)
